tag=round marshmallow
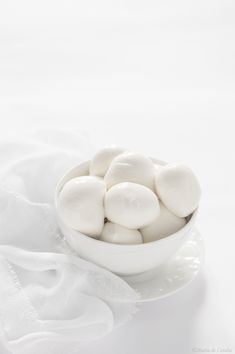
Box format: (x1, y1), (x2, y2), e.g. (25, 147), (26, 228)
(141, 202), (186, 242)
(58, 176), (105, 237)
(90, 146), (126, 177)
(100, 222), (143, 244)
(104, 152), (155, 190)
(105, 182), (160, 229)
(155, 163), (201, 217)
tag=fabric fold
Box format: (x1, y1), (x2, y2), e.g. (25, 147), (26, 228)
(0, 130), (138, 354)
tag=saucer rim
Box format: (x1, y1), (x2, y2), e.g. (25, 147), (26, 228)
(122, 228), (204, 302)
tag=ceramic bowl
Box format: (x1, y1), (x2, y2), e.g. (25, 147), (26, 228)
(55, 159), (198, 275)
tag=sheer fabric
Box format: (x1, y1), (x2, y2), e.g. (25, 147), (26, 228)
(0, 131), (138, 354)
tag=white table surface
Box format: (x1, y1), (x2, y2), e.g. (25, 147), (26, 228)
(0, 1), (234, 353)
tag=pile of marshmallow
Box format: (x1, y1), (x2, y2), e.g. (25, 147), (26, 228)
(57, 147), (201, 244)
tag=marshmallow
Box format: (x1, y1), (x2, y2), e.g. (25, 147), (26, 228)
(100, 222), (143, 244)
(155, 163), (201, 217)
(105, 182), (160, 229)
(90, 145), (126, 177)
(58, 176), (105, 237)
(141, 202), (186, 242)
(104, 152), (155, 190)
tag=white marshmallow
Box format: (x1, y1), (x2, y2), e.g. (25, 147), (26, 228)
(155, 163), (201, 217)
(89, 146), (126, 177)
(100, 222), (143, 244)
(141, 202), (186, 242)
(104, 152), (155, 190)
(105, 182), (160, 229)
(58, 176), (105, 237)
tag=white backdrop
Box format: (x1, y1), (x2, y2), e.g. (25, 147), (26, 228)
(0, 1), (234, 353)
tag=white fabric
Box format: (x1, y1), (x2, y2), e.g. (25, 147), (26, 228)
(0, 131), (138, 354)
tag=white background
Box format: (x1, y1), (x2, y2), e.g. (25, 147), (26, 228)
(0, 1), (234, 353)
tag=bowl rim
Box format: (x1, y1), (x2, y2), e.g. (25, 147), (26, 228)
(55, 158), (198, 250)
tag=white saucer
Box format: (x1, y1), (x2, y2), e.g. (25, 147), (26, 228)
(122, 228), (204, 302)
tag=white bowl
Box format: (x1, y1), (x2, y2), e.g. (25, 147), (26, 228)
(55, 159), (198, 275)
